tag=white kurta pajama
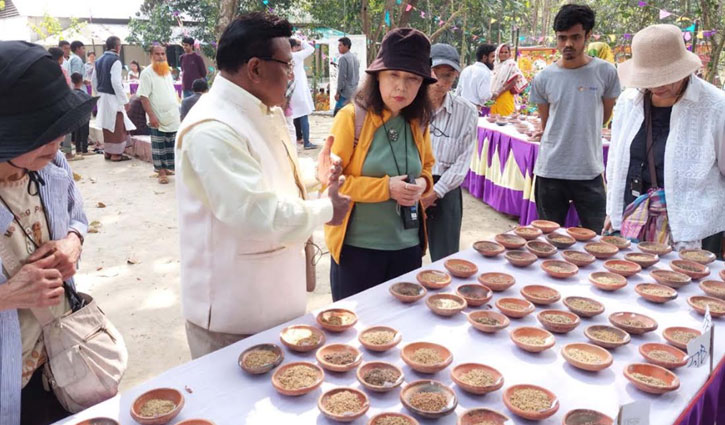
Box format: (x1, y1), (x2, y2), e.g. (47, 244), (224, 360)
(290, 41), (315, 119)
(91, 52), (135, 154)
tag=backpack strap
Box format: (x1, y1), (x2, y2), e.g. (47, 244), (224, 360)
(353, 102), (366, 148)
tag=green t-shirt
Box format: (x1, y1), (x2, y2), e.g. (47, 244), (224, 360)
(345, 115), (423, 251)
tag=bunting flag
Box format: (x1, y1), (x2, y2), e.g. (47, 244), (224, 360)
(490, 18), (497, 24)
(396, 0), (401, 4)
(593, 34), (601, 40)
(420, 11), (425, 18)
(637, 1), (647, 6)
(609, 34), (617, 42)
(384, 10), (390, 26)
(406, 4), (412, 11)
(683, 31), (692, 41)
(697, 31), (704, 39)
(659, 9), (671, 19)
(685, 24), (696, 32)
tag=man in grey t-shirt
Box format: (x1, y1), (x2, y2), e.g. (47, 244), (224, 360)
(530, 4), (620, 233)
(334, 37), (360, 115)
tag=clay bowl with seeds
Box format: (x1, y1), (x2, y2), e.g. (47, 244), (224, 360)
(563, 296), (604, 318)
(671, 260), (710, 280)
(496, 297), (535, 319)
(566, 227), (596, 241)
(563, 409), (614, 425)
(75, 419), (120, 425)
(624, 363), (680, 395)
(495, 233), (527, 249)
(589, 272), (628, 292)
(444, 259), (479, 278)
(537, 310), (580, 334)
(473, 240), (505, 257)
(526, 240), (558, 258)
(546, 232), (577, 249)
(561, 250), (596, 267)
(700, 280), (725, 300)
(467, 310), (510, 333)
(451, 363), (504, 395)
(279, 325), (325, 352)
(271, 361), (325, 396)
(584, 242), (619, 259)
(400, 380), (458, 419)
(650, 269), (692, 288)
(503, 384), (559, 421)
(561, 342), (613, 372)
(318, 387), (370, 422)
(688, 295), (725, 317)
(356, 361), (404, 393)
(458, 408), (511, 425)
(401, 342), (453, 374)
(478, 272), (516, 291)
(603, 259), (642, 277)
(316, 308), (358, 332)
(624, 252), (660, 269)
(416, 270), (452, 289)
(609, 312), (658, 335)
(584, 325), (631, 349)
(663, 326), (702, 349)
(426, 293), (468, 317)
(238, 343), (283, 374)
(720, 269), (725, 281)
(367, 412), (419, 425)
(390, 282), (428, 303)
(358, 326), (402, 352)
(456, 284), (493, 307)
(679, 249), (717, 265)
(504, 250), (538, 267)
(520, 285), (561, 305)
(175, 420), (215, 425)
(638, 241), (672, 256)
(531, 219), (560, 234)
(514, 226), (543, 240)
(600, 235), (632, 250)
(510, 326), (556, 352)
(541, 260), (579, 278)
(639, 343), (687, 369)
(130, 388), (185, 425)
(634, 283), (678, 304)
(315, 343), (363, 372)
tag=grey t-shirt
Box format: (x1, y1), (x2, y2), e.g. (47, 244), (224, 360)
(530, 57), (621, 180)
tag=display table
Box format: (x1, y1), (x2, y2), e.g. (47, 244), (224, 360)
(57, 240), (724, 424)
(127, 82), (183, 98)
(463, 119), (610, 227)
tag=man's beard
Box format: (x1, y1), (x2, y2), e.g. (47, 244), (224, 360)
(152, 61), (171, 76)
(484, 61), (494, 70)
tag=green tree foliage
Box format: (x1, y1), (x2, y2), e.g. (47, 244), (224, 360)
(29, 13), (86, 41)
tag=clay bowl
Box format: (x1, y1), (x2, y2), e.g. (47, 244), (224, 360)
(358, 326), (402, 352)
(639, 342), (688, 369)
(390, 282), (428, 303)
(457, 284), (493, 307)
(451, 363), (504, 395)
(504, 250), (538, 267)
(531, 219), (560, 234)
(541, 260), (579, 279)
(720, 269), (725, 281)
(566, 227), (597, 241)
(510, 326), (556, 352)
(400, 380), (458, 419)
(561, 250), (596, 267)
(537, 310), (580, 333)
(609, 312), (658, 335)
(478, 272), (515, 292)
(473, 240), (505, 257)
(356, 361), (404, 393)
(503, 384), (559, 421)
(130, 388), (184, 425)
(563, 296), (605, 318)
(521, 285), (561, 306)
(271, 361), (325, 396)
(496, 297), (535, 319)
(584, 325), (631, 349)
(458, 408), (511, 425)
(588, 272), (627, 292)
(663, 327), (702, 350)
(679, 249), (717, 265)
(584, 242), (619, 260)
(600, 235), (632, 250)
(426, 293), (468, 317)
(563, 409), (614, 425)
(401, 342), (453, 374)
(316, 343), (363, 372)
(75, 419), (120, 425)
(368, 413), (418, 425)
(175, 421), (215, 425)
(624, 252), (660, 269)
(514, 226), (543, 241)
(688, 295), (725, 317)
(634, 283), (678, 304)
(700, 280), (725, 300)
(638, 241), (672, 256)
(238, 343), (283, 374)
(318, 387), (370, 422)
(561, 342), (613, 372)
(526, 240), (558, 258)
(650, 269), (692, 288)
(624, 363), (680, 395)
(546, 232), (577, 249)
(444, 259), (479, 278)
(316, 308), (358, 332)
(603, 259), (642, 277)
(416, 270), (452, 289)
(495, 233), (527, 249)
(467, 310), (510, 333)
(671, 260), (710, 280)
(279, 325), (325, 352)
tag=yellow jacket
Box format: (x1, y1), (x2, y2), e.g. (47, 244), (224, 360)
(324, 103), (436, 263)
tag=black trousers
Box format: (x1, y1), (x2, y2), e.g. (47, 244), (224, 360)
(21, 367), (70, 425)
(330, 244), (422, 301)
(71, 121), (90, 153)
(535, 175), (607, 234)
(426, 185), (463, 262)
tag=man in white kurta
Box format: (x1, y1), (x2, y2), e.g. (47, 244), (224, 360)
(290, 39), (316, 149)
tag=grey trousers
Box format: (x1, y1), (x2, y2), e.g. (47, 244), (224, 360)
(425, 185), (463, 262)
(185, 321), (249, 359)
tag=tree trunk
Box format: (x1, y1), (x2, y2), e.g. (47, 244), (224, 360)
(397, 0), (418, 27)
(460, 8), (467, 66)
(430, 7), (462, 41)
(215, 0), (238, 40)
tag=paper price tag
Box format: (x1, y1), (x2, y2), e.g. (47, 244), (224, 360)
(617, 400), (649, 425)
(687, 306), (714, 370)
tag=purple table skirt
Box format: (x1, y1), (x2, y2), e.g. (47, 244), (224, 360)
(675, 355), (725, 425)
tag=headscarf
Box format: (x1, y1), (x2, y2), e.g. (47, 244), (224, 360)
(587, 42), (615, 63)
(490, 43), (528, 96)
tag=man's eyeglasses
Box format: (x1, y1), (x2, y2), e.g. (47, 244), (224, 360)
(431, 124), (450, 138)
(258, 57), (294, 75)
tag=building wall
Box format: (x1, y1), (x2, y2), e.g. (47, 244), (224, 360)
(0, 16), (31, 41)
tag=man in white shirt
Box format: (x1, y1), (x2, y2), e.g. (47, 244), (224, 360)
(455, 44), (496, 109)
(175, 12), (350, 358)
(289, 38), (317, 149)
(58, 40), (71, 76)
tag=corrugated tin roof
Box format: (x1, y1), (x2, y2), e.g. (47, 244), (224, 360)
(0, 0), (20, 19)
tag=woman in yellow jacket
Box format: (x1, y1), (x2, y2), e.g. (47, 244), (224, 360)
(324, 28), (436, 301)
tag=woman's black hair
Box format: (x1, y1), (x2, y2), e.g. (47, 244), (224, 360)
(130, 60), (141, 71)
(48, 47), (63, 61)
(553, 4), (595, 33)
(216, 12), (292, 73)
(355, 73), (433, 125)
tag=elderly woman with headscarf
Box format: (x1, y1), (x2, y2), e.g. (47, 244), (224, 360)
(587, 41), (615, 63)
(489, 43), (528, 116)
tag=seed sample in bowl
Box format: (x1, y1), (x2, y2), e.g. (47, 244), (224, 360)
(451, 363), (504, 395)
(563, 296), (604, 318)
(663, 327), (701, 349)
(417, 270), (452, 289)
(444, 259), (478, 278)
(318, 388), (370, 422)
(401, 342), (453, 373)
(495, 233), (527, 249)
(639, 343), (687, 369)
(561, 250), (596, 267)
(584, 242), (619, 259)
(368, 413), (417, 425)
(400, 380), (457, 419)
(546, 232), (576, 248)
(624, 363), (680, 395)
(526, 241), (557, 258)
(625, 252), (660, 268)
(473, 240), (506, 257)
(468, 311), (510, 333)
(589, 272), (627, 291)
(316, 344), (362, 372)
(496, 297), (535, 318)
(478, 272), (516, 291)
(317, 308), (357, 332)
(688, 296), (725, 317)
(650, 269), (692, 288)
(566, 227), (596, 241)
(563, 409), (613, 425)
(457, 284), (492, 306)
(562, 343), (613, 372)
(390, 282), (427, 303)
(531, 219), (560, 234)
(458, 408), (510, 425)
(504, 250), (538, 267)
(700, 280), (725, 300)
(600, 235), (631, 250)
(515, 226), (543, 240)
(537, 310), (580, 333)
(279, 325), (325, 352)
(510, 327), (555, 352)
(585, 325), (631, 349)
(609, 312), (658, 335)
(603, 259), (641, 277)
(130, 388), (184, 425)
(635, 283), (677, 303)
(541, 260), (579, 278)
(679, 249), (716, 265)
(239, 343), (283, 374)
(671, 260), (710, 280)
(503, 385), (559, 421)
(520, 285), (561, 305)
(272, 363), (324, 394)
(361, 365), (402, 388)
(139, 399), (177, 418)
(426, 294), (467, 316)
(638, 241), (672, 256)
(359, 326), (401, 351)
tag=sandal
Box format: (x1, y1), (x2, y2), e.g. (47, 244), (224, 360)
(110, 155), (132, 162)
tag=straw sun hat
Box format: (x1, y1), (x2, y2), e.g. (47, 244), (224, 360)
(618, 24), (702, 88)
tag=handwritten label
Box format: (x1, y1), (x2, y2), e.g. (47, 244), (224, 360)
(617, 400), (650, 425)
(687, 305), (713, 369)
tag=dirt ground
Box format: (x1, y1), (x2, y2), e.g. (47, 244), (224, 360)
(72, 113), (516, 391)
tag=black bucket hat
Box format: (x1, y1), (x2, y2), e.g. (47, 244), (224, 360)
(0, 41), (98, 162)
(366, 28), (437, 84)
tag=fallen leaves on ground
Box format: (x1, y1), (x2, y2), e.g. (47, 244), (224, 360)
(73, 172), (82, 181)
(97, 202), (106, 208)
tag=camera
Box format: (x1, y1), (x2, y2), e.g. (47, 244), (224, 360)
(401, 176), (420, 230)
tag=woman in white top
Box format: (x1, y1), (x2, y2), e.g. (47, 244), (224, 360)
(604, 24), (725, 256)
(127, 60), (141, 80)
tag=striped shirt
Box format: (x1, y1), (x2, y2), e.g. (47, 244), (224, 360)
(430, 92), (479, 198)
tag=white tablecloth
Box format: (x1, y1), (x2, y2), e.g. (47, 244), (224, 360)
(57, 240), (725, 424)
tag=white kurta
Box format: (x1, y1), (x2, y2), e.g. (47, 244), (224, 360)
(91, 55), (135, 133)
(290, 41), (315, 119)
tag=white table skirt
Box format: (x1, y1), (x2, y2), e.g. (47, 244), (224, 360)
(57, 239), (725, 424)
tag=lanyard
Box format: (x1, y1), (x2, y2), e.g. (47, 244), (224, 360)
(383, 119), (408, 176)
